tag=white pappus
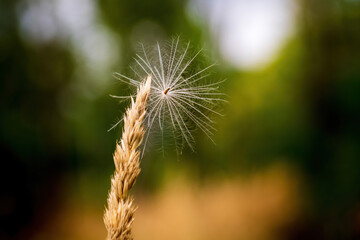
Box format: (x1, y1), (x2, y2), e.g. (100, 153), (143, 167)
(110, 37), (226, 154)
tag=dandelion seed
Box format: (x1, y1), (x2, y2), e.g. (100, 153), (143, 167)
(111, 37), (226, 153)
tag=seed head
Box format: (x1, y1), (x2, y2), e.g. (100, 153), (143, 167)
(111, 38), (226, 153)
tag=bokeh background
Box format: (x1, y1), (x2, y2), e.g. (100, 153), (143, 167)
(1, 0), (360, 239)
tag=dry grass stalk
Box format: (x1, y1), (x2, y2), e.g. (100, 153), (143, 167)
(104, 75), (152, 240)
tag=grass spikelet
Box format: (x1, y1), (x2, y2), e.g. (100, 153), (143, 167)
(104, 75), (151, 240)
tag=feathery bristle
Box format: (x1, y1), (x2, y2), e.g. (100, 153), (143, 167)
(111, 38), (226, 153)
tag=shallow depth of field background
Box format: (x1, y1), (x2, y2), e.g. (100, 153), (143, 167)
(1, 0), (360, 239)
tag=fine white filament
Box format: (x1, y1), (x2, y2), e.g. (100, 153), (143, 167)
(111, 38), (226, 153)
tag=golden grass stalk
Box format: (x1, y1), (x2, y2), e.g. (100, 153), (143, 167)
(104, 75), (152, 240)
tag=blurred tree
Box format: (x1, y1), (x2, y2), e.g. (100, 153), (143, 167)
(0, 0), (75, 238)
(293, 0), (360, 238)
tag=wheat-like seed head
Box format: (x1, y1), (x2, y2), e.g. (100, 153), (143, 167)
(104, 75), (151, 240)
(111, 38), (226, 153)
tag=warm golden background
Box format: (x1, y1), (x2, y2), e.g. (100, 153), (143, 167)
(1, 0), (360, 239)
